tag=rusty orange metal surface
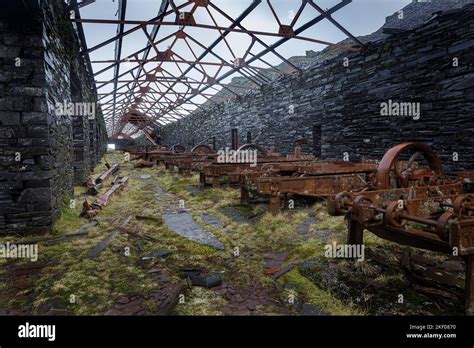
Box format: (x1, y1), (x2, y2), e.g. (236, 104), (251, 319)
(326, 143), (474, 314)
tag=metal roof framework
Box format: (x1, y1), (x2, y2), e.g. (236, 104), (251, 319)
(72, 0), (364, 138)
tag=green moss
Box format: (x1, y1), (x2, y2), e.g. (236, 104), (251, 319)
(175, 287), (226, 316)
(51, 194), (84, 235)
(282, 269), (366, 315)
(2, 151), (434, 315)
(314, 206), (346, 234)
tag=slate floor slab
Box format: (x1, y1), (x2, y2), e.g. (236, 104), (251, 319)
(163, 213), (224, 250)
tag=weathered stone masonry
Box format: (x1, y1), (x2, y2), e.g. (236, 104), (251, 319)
(161, 5), (474, 176)
(0, 1), (107, 235)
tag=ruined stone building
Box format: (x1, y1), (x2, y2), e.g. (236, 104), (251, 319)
(0, 0), (473, 234)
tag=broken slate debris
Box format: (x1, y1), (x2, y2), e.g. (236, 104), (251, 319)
(265, 252), (289, 269)
(264, 251), (289, 275)
(87, 215), (132, 259)
(186, 185), (205, 196)
(200, 213), (225, 229)
(296, 214), (317, 235)
(219, 206), (254, 224)
(163, 213), (224, 250)
(299, 303), (330, 316)
(181, 269), (223, 288)
(142, 250), (172, 260)
(271, 260), (301, 280)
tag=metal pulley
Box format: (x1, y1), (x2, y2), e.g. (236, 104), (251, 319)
(435, 211), (456, 241)
(327, 191), (352, 216)
(453, 195), (473, 217)
(384, 201), (408, 228)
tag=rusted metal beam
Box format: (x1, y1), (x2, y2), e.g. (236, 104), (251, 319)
(85, 163), (119, 195)
(307, 0), (366, 49)
(78, 0), (96, 9)
(74, 18), (359, 52)
(82, 176), (129, 219)
(75, 0), (358, 136)
(144, 0), (352, 125)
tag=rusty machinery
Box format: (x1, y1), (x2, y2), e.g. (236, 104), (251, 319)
(129, 143), (216, 176)
(326, 142), (474, 314)
(125, 144), (186, 168)
(180, 144), (218, 176)
(159, 144), (216, 176)
(158, 144), (188, 173)
(125, 143), (203, 174)
(189, 144), (218, 171)
(123, 146), (171, 168)
(241, 160), (378, 214)
(128, 145), (171, 159)
(126, 142), (314, 182)
(200, 143), (316, 188)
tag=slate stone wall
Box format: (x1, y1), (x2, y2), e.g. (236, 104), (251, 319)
(161, 5), (474, 176)
(0, 0), (107, 235)
(113, 138), (137, 150)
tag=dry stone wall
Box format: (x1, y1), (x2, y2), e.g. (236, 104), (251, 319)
(0, 0), (107, 235)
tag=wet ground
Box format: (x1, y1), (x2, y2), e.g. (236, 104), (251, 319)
(0, 153), (467, 316)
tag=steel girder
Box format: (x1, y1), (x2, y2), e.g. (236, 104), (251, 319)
(72, 0), (364, 138)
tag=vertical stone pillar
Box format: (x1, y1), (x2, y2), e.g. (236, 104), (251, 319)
(0, 1), (108, 235)
(0, 6), (53, 234)
(88, 118), (98, 169)
(72, 114), (90, 184)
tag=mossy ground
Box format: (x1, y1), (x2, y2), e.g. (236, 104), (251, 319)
(0, 151), (459, 315)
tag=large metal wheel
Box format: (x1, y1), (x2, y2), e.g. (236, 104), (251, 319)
(191, 144), (215, 154)
(375, 142), (443, 189)
(435, 211), (455, 241)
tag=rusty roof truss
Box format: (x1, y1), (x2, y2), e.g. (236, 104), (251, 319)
(72, 0), (363, 138)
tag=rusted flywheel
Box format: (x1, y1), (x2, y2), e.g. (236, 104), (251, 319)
(453, 195), (473, 217)
(191, 144), (215, 154)
(375, 142), (443, 190)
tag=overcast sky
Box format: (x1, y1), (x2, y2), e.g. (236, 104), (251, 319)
(78, 0), (411, 125)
